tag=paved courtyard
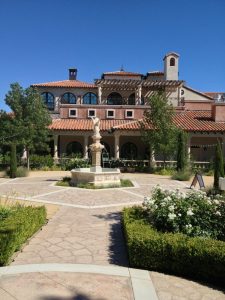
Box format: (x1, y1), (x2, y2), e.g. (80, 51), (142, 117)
(0, 172), (224, 300)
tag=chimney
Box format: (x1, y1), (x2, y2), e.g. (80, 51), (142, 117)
(69, 68), (77, 80)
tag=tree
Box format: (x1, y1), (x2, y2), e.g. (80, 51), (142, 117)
(140, 91), (178, 169)
(214, 140), (224, 190)
(0, 83), (51, 173)
(176, 130), (188, 171)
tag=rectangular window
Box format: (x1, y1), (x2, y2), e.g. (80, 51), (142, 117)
(69, 109), (77, 118)
(125, 110), (134, 119)
(106, 109), (115, 118)
(88, 109), (96, 118)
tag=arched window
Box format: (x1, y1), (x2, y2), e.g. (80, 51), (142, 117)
(128, 93), (144, 105)
(107, 92), (122, 105)
(102, 142), (111, 156)
(128, 93), (135, 105)
(121, 142), (138, 159)
(170, 57), (175, 66)
(83, 93), (97, 105)
(41, 92), (54, 110)
(61, 92), (76, 104)
(66, 141), (83, 156)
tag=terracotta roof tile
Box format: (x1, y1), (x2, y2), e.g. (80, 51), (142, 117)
(32, 80), (96, 88)
(49, 111), (225, 133)
(103, 71), (142, 76)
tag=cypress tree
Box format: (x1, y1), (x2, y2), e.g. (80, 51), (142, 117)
(214, 140), (224, 190)
(10, 143), (17, 178)
(176, 130), (187, 171)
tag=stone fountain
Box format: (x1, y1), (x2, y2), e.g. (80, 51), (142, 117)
(71, 117), (121, 187)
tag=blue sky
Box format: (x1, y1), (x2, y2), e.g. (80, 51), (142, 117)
(0, 0), (225, 111)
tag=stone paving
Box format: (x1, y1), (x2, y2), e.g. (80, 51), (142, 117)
(0, 172), (224, 300)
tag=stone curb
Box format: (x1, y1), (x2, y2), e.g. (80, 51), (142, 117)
(0, 263), (158, 300)
(0, 194), (142, 209)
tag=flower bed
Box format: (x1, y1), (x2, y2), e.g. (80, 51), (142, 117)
(143, 186), (225, 240)
(123, 187), (225, 286)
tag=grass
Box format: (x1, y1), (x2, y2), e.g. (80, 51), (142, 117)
(56, 177), (133, 189)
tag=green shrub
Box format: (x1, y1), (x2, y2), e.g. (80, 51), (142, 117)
(0, 205), (46, 265)
(143, 186), (225, 240)
(123, 207), (225, 286)
(171, 170), (192, 181)
(15, 166), (29, 177)
(154, 168), (175, 176)
(30, 154), (54, 169)
(60, 157), (90, 171)
(214, 141), (224, 189)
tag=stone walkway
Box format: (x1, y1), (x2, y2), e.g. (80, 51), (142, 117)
(0, 172), (224, 300)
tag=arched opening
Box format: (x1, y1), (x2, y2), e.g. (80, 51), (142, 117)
(121, 142), (138, 159)
(66, 141), (83, 157)
(61, 92), (76, 104)
(41, 92), (54, 110)
(107, 92), (122, 105)
(83, 93), (97, 105)
(102, 142), (111, 157)
(170, 57), (175, 66)
(128, 93), (135, 105)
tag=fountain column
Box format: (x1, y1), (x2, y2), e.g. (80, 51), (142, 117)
(89, 117), (104, 172)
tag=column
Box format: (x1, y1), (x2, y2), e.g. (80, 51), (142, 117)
(53, 135), (59, 159)
(22, 148), (27, 160)
(136, 85), (142, 105)
(187, 135), (191, 161)
(114, 134), (120, 159)
(83, 135), (89, 159)
(98, 86), (102, 104)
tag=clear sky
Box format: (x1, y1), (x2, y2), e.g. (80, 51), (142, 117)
(0, 0), (224, 111)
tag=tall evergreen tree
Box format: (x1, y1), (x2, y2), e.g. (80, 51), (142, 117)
(140, 91), (178, 169)
(214, 140), (224, 190)
(176, 130), (188, 171)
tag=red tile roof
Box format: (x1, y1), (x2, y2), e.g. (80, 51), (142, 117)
(49, 111), (225, 133)
(32, 80), (96, 88)
(103, 71), (142, 76)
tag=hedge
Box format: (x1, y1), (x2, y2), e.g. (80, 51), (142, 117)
(123, 207), (225, 286)
(0, 206), (46, 265)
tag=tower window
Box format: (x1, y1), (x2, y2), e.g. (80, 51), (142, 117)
(170, 58), (175, 66)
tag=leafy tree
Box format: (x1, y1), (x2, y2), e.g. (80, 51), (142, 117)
(0, 83), (51, 172)
(214, 140), (224, 190)
(140, 91), (178, 169)
(10, 143), (17, 178)
(176, 130), (188, 171)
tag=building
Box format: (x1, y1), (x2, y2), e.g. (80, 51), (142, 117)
(32, 52), (225, 163)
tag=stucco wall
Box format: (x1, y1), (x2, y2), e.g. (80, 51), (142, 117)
(212, 103), (225, 122)
(59, 105), (146, 120)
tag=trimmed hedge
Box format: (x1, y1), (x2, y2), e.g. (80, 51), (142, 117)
(123, 207), (225, 286)
(0, 206), (46, 265)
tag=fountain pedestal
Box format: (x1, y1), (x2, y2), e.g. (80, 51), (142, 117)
(71, 117), (121, 187)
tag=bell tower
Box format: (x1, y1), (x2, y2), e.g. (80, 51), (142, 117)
(163, 52), (179, 80)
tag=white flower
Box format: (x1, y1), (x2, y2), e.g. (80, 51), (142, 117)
(168, 213), (176, 220)
(178, 213), (181, 217)
(169, 205), (175, 211)
(214, 200), (219, 205)
(215, 211), (221, 216)
(186, 224), (192, 228)
(187, 209), (194, 216)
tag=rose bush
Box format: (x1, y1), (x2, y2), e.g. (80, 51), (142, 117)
(143, 186), (225, 240)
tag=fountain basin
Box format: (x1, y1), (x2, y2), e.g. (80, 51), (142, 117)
(71, 167), (121, 187)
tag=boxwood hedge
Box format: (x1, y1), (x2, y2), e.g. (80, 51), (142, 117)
(123, 206), (225, 286)
(0, 205), (46, 265)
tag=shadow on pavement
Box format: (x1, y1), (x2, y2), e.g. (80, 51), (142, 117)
(93, 212), (129, 267)
(41, 293), (105, 300)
